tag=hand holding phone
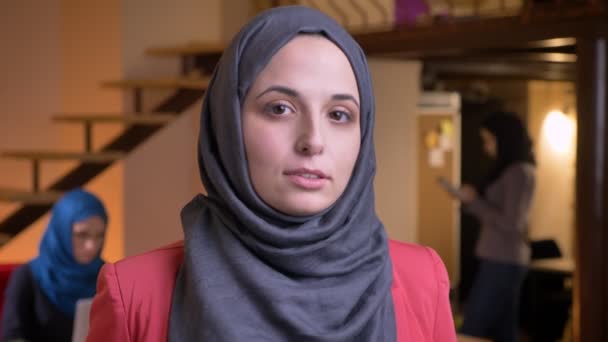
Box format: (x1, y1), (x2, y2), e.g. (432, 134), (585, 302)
(437, 177), (467, 201)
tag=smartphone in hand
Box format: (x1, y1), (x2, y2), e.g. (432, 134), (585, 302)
(437, 177), (466, 201)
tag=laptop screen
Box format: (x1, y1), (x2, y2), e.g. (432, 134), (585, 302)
(72, 298), (93, 342)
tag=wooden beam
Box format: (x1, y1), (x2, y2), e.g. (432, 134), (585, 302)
(422, 52), (577, 64)
(0, 188), (62, 205)
(53, 113), (176, 125)
(377, 44), (578, 60)
(574, 36), (608, 342)
(426, 61), (576, 81)
(0, 233), (11, 245)
(2, 151), (125, 162)
(101, 77), (210, 90)
(354, 13), (608, 56)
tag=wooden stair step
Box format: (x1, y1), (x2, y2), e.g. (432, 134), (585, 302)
(53, 113), (176, 125)
(145, 41), (224, 57)
(0, 233), (11, 244)
(0, 187), (62, 205)
(101, 77), (210, 90)
(2, 150), (125, 162)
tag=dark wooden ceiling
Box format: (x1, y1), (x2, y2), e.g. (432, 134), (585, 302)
(352, 5), (607, 81)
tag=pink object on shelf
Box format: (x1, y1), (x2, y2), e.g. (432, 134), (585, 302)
(395, 0), (430, 25)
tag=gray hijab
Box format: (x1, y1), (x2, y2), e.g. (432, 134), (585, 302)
(169, 6), (395, 341)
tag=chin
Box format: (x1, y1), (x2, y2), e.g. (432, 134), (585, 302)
(76, 257), (96, 265)
(273, 195), (334, 216)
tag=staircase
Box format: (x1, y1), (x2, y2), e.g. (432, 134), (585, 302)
(0, 42), (223, 244)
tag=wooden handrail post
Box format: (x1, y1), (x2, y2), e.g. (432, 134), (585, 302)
(134, 88), (143, 113)
(84, 121), (93, 152)
(181, 55), (195, 76)
(32, 160), (40, 193)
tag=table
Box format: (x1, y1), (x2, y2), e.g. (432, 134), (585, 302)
(457, 333), (491, 342)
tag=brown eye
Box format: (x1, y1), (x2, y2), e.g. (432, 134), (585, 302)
(74, 232), (88, 240)
(264, 102), (294, 116)
(273, 104), (288, 114)
(329, 110), (351, 122)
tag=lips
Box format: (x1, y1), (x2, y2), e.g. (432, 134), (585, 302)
(284, 168), (328, 178)
(284, 168), (330, 189)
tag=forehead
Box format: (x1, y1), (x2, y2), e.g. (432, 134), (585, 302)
(72, 216), (105, 232)
(251, 35), (359, 94)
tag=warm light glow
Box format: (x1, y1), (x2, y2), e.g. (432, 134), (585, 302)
(542, 110), (575, 154)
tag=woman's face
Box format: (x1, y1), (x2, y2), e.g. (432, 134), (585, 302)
(72, 215), (106, 264)
(242, 35), (361, 216)
(480, 128), (497, 158)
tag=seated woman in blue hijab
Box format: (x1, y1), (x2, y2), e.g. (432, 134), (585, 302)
(1, 189), (108, 342)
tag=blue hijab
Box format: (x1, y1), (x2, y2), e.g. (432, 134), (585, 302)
(29, 189), (107, 318)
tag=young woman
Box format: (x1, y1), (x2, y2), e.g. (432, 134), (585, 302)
(2, 189), (108, 342)
(458, 112), (536, 342)
(87, 6), (456, 341)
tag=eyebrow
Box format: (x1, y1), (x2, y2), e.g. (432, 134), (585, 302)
(331, 94), (360, 108)
(256, 85), (298, 99)
(256, 85), (360, 108)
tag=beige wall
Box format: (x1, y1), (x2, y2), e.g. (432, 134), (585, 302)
(0, 0), (63, 262)
(121, 0), (222, 80)
(527, 81), (576, 258)
(60, 0), (124, 262)
(0, 0), (124, 262)
(123, 104), (202, 256)
(0, 0), (62, 226)
(221, 0), (256, 42)
(369, 59), (421, 243)
(121, 0), (221, 256)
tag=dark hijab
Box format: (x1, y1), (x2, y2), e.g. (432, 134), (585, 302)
(169, 6), (395, 342)
(478, 112), (535, 193)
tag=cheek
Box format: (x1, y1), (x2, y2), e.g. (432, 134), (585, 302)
(488, 141), (497, 155)
(72, 237), (103, 253)
(72, 238), (84, 255)
(483, 141), (491, 153)
(332, 131), (361, 184)
(243, 117), (290, 181)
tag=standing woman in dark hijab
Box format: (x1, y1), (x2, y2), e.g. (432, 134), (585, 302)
(1, 189), (108, 342)
(87, 6), (456, 342)
(456, 112), (536, 342)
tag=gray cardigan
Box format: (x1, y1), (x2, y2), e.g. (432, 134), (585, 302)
(466, 162), (536, 265)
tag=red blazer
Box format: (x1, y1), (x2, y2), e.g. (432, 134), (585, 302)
(87, 240), (456, 341)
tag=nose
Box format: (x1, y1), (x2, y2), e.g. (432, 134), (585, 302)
(295, 113), (324, 155)
(84, 239), (98, 254)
